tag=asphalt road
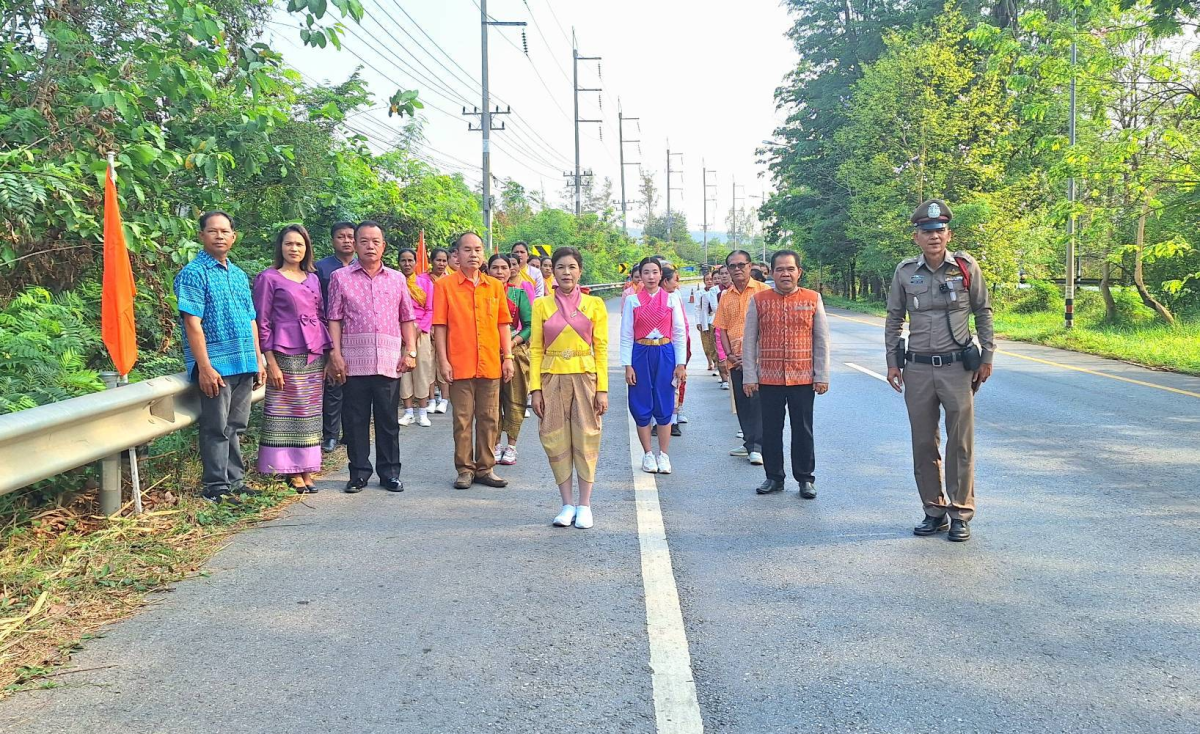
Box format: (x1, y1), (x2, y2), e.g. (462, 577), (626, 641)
(3, 289), (1199, 733)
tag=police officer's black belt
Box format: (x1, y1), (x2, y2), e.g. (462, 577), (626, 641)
(906, 351), (965, 367)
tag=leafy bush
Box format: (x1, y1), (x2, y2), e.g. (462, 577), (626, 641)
(1010, 280), (1063, 314)
(0, 288), (103, 412)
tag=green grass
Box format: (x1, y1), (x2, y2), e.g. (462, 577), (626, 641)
(822, 295), (1200, 375)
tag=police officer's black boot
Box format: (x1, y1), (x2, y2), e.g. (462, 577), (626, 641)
(913, 514), (950, 536)
(755, 478), (784, 494)
(798, 482), (817, 499)
(948, 519), (971, 542)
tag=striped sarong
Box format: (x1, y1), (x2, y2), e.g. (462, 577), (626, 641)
(258, 353), (325, 474)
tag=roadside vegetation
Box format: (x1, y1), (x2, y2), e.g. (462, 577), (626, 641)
(823, 283), (1200, 376)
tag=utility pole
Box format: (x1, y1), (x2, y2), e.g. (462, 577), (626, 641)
(666, 146), (684, 241)
(702, 163), (718, 264)
(464, 0), (525, 253)
(618, 102), (640, 236)
(1065, 11), (1078, 329)
(567, 36), (601, 216)
(730, 177), (745, 246)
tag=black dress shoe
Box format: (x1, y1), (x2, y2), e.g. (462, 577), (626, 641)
(344, 478), (367, 494)
(755, 478), (784, 494)
(321, 438), (338, 453)
(948, 519), (971, 542)
(381, 478), (404, 492)
(798, 481), (817, 499)
(913, 514), (950, 536)
(670, 423), (682, 437)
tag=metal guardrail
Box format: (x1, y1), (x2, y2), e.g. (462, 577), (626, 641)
(0, 372), (264, 512)
(0, 277), (695, 512)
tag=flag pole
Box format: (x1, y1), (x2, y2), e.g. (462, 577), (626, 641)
(107, 151), (143, 515)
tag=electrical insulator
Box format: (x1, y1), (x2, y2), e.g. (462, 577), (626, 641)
(522, 30), (528, 55)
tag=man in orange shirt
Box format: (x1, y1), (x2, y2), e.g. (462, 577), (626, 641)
(712, 249), (771, 464)
(433, 232), (515, 489)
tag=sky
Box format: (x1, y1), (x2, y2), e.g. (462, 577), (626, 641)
(265, 0), (796, 236)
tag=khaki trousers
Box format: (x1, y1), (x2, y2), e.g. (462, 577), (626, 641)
(449, 378), (501, 476)
(499, 342), (530, 440)
(400, 330), (434, 401)
(902, 361), (976, 521)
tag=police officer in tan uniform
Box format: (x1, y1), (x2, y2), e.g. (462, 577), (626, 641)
(885, 200), (994, 542)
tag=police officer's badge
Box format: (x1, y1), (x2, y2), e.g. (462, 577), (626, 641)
(927, 202), (941, 219)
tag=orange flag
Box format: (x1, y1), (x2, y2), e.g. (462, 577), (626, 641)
(101, 156), (138, 376)
(416, 229), (429, 274)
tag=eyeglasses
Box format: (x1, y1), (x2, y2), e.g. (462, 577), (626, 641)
(727, 262), (750, 269)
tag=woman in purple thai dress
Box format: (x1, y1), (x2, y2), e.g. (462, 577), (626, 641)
(253, 225), (332, 492)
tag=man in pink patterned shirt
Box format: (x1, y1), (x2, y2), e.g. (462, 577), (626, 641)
(327, 221), (418, 493)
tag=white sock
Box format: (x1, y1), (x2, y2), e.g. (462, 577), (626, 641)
(672, 412), (679, 424)
(418, 408), (427, 418)
(403, 408), (414, 417)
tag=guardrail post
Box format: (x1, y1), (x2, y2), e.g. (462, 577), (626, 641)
(99, 371), (123, 516)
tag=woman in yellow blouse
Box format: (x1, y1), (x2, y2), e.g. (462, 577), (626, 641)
(529, 247), (609, 529)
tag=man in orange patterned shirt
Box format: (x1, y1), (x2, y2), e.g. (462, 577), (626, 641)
(742, 249), (830, 498)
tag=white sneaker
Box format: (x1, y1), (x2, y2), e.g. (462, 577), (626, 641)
(678, 413), (688, 424)
(574, 505), (593, 529)
(525, 407), (532, 418)
(399, 412), (415, 426)
(553, 505), (576, 527)
(418, 413), (432, 427)
(748, 451), (764, 465)
(657, 453), (672, 474)
(736, 430), (744, 439)
(729, 446), (749, 457)
(493, 444), (504, 463)
(500, 445), (517, 465)
(720, 381), (730, 390)
(641, 452), (659, 473)
(435, 399), (448, 414)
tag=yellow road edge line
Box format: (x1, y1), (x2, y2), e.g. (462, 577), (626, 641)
(827, 310), (1200, 400)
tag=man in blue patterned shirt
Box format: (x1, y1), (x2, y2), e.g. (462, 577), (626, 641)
(174, 211), (265, 501)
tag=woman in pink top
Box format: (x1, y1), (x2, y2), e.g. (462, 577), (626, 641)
(253, 225), (332, 492)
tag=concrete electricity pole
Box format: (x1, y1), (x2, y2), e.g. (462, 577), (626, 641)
(618, 103), (640, 236)
(567, 38), (601, 216)
(1065, 11), (1078, 329)
(730, 178), (745, 246)
(464, 0), (525, 253)
(666, 146), (684, 241)
(702, 164), (718, 264)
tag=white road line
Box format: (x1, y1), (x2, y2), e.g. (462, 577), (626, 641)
(627, 414), (705, 734)
(844, 362), (889, 383)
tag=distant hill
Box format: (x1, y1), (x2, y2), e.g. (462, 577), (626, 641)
(627, 228), (729, 242)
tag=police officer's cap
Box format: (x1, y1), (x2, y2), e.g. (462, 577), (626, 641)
(911, 199), (953, 231)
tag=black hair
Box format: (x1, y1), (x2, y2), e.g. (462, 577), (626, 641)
(770, 249), (801, 269)
(750, 270), (766, 282)
(271, 224), (314, 272)
(725, 249), (752, 266)
(355, 220), (386, 241)
(661, 265), (677, 282)
(431, 247), (449, 260)
(637, 256), (662, 272)
(551, 246), (583, 268)
(528, 255), (542, 265)
(511, 241), (529, 254)
(487, 252), (511, 269)
(330, 221), (355, 239)
(632, 262), (642, 274)
(398, 247), (417, 259)
(199, 210), (233, 231)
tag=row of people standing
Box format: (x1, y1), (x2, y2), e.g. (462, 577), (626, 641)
(174, 211), (608, 528)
